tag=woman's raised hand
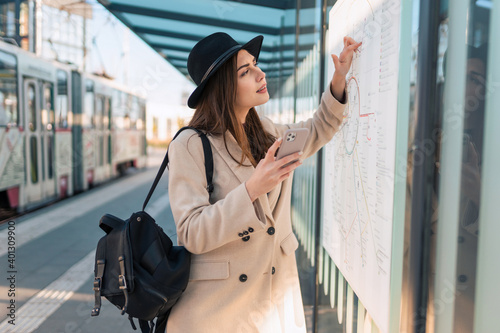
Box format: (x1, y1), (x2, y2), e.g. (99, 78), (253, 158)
(330, 36), (362, 101)
(331, 36), (362, 77)
(245, 138), (303, 202)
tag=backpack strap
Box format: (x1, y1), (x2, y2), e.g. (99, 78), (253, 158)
(137, 307), (170, 333)
(91, 238), (106, 317)
(139, 319), (154, 333)
(142, 126), (214, 211)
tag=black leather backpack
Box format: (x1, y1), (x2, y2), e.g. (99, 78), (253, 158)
(91, 127), (213, 333)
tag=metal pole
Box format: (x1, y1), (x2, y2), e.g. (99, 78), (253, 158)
(313, 0), (328, 332)
(407, 0), (441, 331)
(279, 15), (284, 115)
(293, 0), (301, 123)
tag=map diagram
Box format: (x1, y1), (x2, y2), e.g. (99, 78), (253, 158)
(322, 0), (401, 332)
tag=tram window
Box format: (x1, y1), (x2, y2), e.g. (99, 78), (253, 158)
(56, 70), (69, 129)
(19, 1), (29, 51)
(84, 80), (94, 129)
(27, 83), (36, 131)
(96, 95), (105, 130)
(0, 3), (16, 38)
(130, 95), (138, 129)
(137, 102), (145, 131)
(0, 51), (18, 126)
(112, 90), (130, 130)
(106, 97), (111, 130)
(103, 97), (110, 129)
(47, 135), (54, 179)
(43, 84), (54, 128)
(30, 136), (38, 183)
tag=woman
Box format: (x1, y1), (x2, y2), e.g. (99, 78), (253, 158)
(167, 32), (361, 332)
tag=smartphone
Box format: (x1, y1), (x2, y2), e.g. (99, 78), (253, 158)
(275, 128), (310, 165)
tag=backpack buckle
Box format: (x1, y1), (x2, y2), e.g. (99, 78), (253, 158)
(118, 275), (127, 290)
(93, 277), (101, 291)
(118, 274), (129, 315)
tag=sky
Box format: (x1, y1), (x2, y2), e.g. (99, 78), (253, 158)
(86, 0), (195, 121)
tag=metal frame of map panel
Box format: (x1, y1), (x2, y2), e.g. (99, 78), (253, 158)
(473, 1), (500, 330)
(433, 0), (469, 332)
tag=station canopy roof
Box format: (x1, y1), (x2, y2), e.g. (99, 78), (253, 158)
(97, 0), (321, 96)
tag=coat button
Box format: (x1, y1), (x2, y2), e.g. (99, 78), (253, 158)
(267, 227), (275, 235)
(243, 230), (249, 235)
(248, 227), (254, 233)
(458, 274), (467, 283)
(238, 233), (244, 237)
(272, 267), (275, 275)
(239, 274), (248, 282)
(242, 236), (250, 242)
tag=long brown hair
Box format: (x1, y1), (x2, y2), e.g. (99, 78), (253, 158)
(188, 54), (275, 167)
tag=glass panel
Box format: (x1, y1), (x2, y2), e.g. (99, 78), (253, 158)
(103, 97), (110, 130)
(41, 133), (45, 181)
(452, 1), (491, 331)
(130, 95), (138, 129)
(30, 136), (38, 183)
(19, 1), (29, 51)
(95, 95), (104, 166)
(112, 90), (131, 130)
(99, 136), (103, 166)
(0, 2), (16, 38)
(47, 135), (54, 179)
(107, 98), (112, 164)
(0, 50), (17, 126)
(84, 80), (94, 128)
(27, 83), (36, 131)
(56, 70), (69, 128)
(96, 95), (104, 130)
(43, 84), (54, 128)
(472, 2), (500, 329)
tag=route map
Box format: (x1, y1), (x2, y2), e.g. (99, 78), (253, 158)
(322, 0), (401, 332)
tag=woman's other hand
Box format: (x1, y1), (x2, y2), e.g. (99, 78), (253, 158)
(245, 138), (303, 202)
(330, 36), (362, 101)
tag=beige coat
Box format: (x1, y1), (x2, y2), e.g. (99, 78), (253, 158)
(166, 90), (345, 333)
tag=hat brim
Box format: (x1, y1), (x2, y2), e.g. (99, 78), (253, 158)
(188, 35), (264, 109)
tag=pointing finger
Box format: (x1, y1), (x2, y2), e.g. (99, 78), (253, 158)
(344, 36), (357, 46)
(349, 41), (362, 52)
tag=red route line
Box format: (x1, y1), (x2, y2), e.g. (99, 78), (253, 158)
(347, 77), (375, 118)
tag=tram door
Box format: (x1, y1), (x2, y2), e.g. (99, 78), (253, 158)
(23, 78), (56, 204)
(41, 82), (56, 198)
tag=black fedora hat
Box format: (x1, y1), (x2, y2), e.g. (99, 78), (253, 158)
(187, 32), (264, 108)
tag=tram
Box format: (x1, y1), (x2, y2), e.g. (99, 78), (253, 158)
(0, 41), (147, 217)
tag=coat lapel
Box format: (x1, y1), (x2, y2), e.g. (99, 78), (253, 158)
(208, 132), (276, 224)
